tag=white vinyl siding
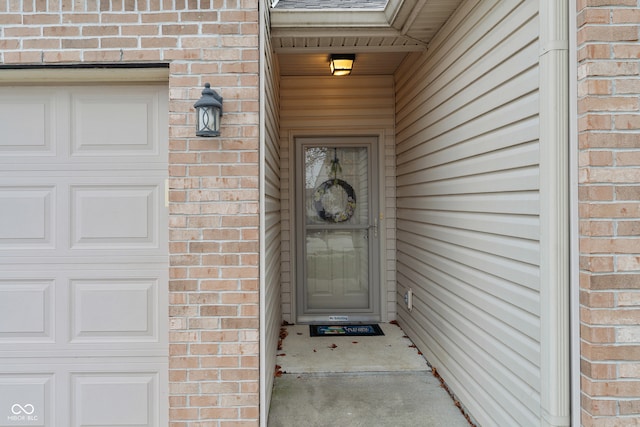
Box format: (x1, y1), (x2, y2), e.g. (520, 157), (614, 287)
(280, 75), (396, 323)
(394, 1), (541, 425)
(262, 1), (282, 416)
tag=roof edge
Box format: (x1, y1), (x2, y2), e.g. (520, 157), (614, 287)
(270, 8), (390, 28)
(270, 0), (410, 28)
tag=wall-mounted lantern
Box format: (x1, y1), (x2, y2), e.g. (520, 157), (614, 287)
(330, 54), (356, 76)
(194, 83), (223, 137)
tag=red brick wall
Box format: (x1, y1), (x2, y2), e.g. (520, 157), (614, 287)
(0, 1), (261, 426)
(577, 0), (640, 425)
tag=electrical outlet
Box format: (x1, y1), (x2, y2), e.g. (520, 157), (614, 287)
(404, 288), (413, 312)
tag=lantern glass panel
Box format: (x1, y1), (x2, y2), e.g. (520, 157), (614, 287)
(196, 105), (220, 137)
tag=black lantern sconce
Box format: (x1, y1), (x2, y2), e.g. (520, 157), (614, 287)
(329, 54), (356, 76)
(194, 83), (223, 137)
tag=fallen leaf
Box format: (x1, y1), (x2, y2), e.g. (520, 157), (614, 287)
(279, 328), (288, 340)
(352, 341), (358, 344)
(274, 364), (283, 377)
(329, 343), (337, 349)
(277, 353), (286, 357)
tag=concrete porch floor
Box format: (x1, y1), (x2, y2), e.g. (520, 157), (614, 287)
(268, 323), (471, 426)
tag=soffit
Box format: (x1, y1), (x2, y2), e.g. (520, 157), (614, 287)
(270, 0), (463, 75)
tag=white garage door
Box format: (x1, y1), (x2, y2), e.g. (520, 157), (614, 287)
(0, 84), (168, 426)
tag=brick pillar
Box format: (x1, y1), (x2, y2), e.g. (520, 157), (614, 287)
(577, 1), (640, 425)
(167, 13), (261, 427)
(0, 0), (261, 425)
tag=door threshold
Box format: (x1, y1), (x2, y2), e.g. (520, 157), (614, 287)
(297, 315), (381, 325)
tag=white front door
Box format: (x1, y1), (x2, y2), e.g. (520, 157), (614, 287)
(296, 137), (380, 323)
(0, 84), (168, 426)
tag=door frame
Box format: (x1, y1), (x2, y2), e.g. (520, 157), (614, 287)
(295, 137), (380, 323)
(287, 130), (389, 325)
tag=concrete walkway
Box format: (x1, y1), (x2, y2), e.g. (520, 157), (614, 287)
(268, 323), (471, 426)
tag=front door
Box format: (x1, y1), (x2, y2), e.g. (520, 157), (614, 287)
(296, 137), (379, 323)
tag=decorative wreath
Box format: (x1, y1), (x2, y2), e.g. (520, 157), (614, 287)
(313, 179), (357, 223)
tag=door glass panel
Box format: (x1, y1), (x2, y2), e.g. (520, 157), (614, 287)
(303, 146), (370, 313)
(306, 229), (369, 309)
(304, 147), (368, 226)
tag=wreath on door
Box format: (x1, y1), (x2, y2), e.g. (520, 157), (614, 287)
(313, 148), (357, 223)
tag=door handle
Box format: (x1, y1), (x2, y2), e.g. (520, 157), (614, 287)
(369, 218), (378, 238)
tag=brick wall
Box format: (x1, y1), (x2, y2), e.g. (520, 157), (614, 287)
(577, 0), (640, 425)
(0, 1), (261, 426)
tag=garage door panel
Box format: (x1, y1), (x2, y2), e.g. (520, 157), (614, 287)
(0, 375), (51, 427)
(0, 91), (57, 155)
(0, 361), (167, 426)
(72, 373), (156, 427)
(71, 89), (161, 157)
(0, 177), (166, 258)
(71, 279), (158, 342)
(0, 267), (167, 356)
(0, 280), (53, 342)
(0, 86), (166, 165)
(71, 185), (158, 248)
(0, 187), (54, 247)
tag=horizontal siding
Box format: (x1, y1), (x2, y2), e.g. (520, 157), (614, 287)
(394, 0), (541, 425)
(263, 3), (281, 416)
(280, 77), (395, 129)
(279, 75), (397, 322)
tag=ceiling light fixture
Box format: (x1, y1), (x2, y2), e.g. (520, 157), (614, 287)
(330, 54), (355, 76)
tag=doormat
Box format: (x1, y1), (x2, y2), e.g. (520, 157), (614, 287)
(309, 324), (384, 337)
